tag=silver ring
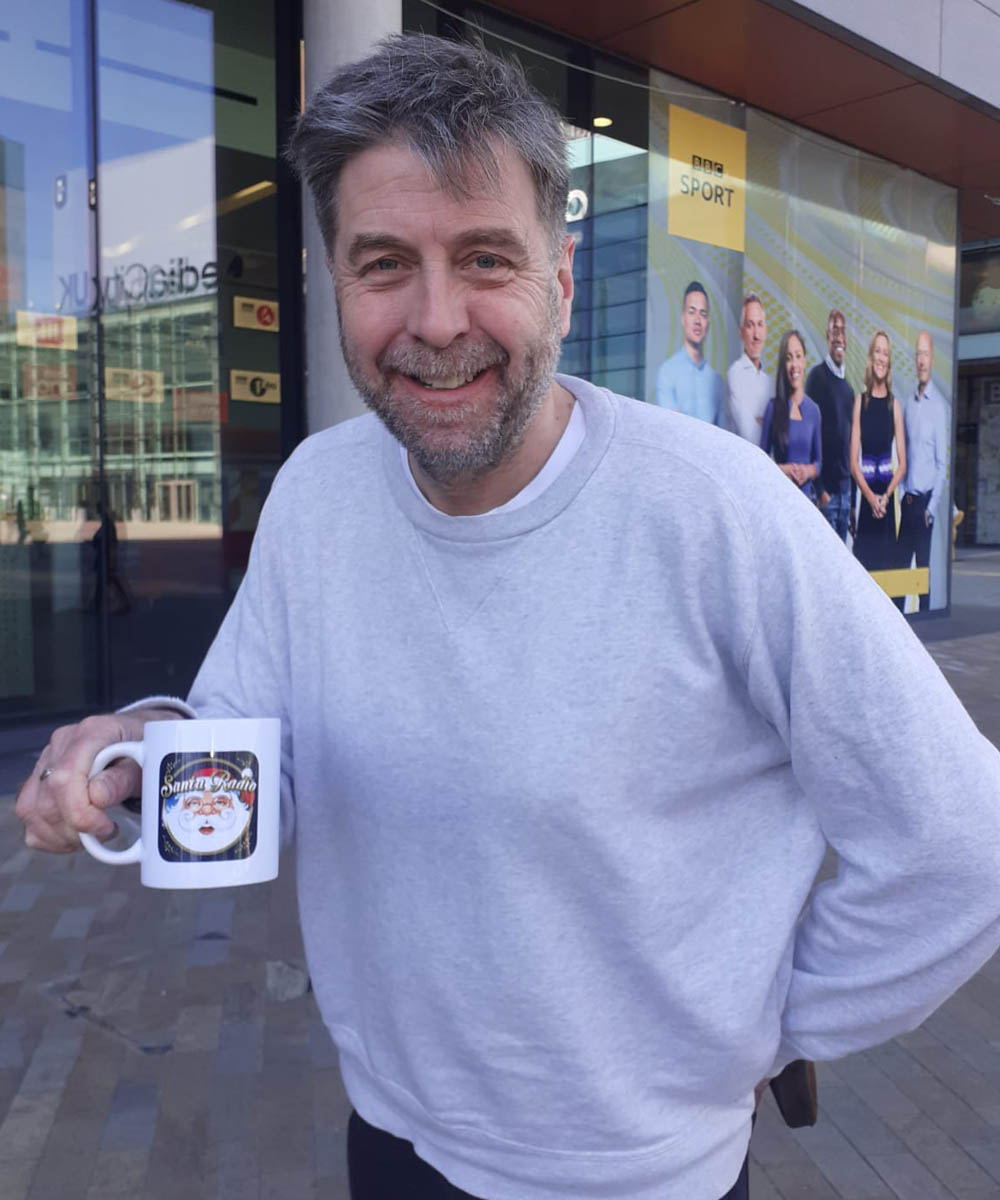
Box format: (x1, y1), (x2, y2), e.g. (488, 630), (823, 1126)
(38, 767), (53, 782)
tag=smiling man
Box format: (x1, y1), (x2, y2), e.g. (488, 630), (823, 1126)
(15, 34), (1000, 1200)
(654, 280), (726, 426)
(725, 293), (772, 442)
(805, 309), (855, 542)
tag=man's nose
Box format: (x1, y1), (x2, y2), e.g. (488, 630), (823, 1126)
(406, 267), (470, 347)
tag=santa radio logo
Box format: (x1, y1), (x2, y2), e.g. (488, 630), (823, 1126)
(158, 752), (259, 862)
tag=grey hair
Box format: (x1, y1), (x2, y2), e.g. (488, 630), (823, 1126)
(740, 293), (764, 321)
(285, 34), (570, 258)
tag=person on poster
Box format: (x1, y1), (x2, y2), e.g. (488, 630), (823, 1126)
(805, 309), (854, 542)
(759, 330), (822, 499)
(15, 35), (1000, 1200)
(850, 331), (906, 572)
(654, 281), (725, 426)
(724, 294), (772, 443)
(897, 330), (948, 612)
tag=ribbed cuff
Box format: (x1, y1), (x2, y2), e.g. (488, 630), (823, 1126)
(116, 695), (198, 720)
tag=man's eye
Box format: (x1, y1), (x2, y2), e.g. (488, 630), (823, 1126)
(373, 258), (398, 271)
(473, 254), (499, 269)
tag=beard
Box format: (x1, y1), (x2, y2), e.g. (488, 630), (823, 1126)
(340, 288), (564, 483)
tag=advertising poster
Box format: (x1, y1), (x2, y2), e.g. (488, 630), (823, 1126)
(645, 76), (745, 427)
(646, 88), (958, 614)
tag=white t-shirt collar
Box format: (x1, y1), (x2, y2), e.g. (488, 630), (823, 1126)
(401, 397), (586, 516)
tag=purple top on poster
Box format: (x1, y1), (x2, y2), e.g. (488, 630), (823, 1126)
(760, 396), (823, 495)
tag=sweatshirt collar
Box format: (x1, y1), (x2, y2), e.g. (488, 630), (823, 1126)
(381, 374), (615, 542)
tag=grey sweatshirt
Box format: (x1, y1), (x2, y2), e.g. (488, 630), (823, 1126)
(188, 375), (1000, 1200)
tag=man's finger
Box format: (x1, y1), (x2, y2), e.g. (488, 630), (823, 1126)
(88, 759), (142, 811)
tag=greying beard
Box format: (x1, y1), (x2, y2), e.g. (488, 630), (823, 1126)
(340, 289), (564, 483)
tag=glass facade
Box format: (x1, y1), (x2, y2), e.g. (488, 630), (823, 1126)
(957, 245), (1000, 545)
(0, 0), (296, 722)
(0, 0), (969, 727)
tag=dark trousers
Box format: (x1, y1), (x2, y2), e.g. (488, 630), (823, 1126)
(347, 1110), (751, 1199)
(896, 490), (933, 612)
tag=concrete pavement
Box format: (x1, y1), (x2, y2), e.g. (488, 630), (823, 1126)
(0, 551), (999, 1198)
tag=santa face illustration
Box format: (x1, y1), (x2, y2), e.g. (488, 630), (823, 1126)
(162, 773), (253, 856)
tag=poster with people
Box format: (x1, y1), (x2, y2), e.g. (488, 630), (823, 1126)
(645, 82), (744, 428)
(646, 77), (957, 614)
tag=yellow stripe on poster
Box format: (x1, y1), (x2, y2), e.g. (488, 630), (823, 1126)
(869, 568), (929, 599)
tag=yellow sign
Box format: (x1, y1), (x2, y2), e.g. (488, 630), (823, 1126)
(15, 310), (78, 350)
(870, 567), (929, 600)
(104, 367), (164, 404)
(667, 106), (746, 253)
(233, 295), (279, 332)
(230, 369), (280, 404)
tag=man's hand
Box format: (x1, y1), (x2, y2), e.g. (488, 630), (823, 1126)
(818, 490), (831, 509)
(15, 708), (184, 854)
(925, 510), (933, 528)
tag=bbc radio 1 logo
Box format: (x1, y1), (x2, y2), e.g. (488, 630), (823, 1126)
(229, 369), (280, 404)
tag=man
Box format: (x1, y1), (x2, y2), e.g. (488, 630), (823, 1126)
(897, 330), (949, 612)
(725, 294), (772, 443)
(16, 36), (1000, 1200)
(805, 309), (855, 542)
(654, 280), (725, 425)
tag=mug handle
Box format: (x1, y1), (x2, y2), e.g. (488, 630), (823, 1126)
(79, 741), (145, 865)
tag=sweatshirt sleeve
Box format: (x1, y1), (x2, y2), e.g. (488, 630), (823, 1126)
(186, 492), (297, 847)
(738, 473), (1000, 1070)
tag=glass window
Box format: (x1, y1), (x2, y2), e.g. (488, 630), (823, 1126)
(0, 0), (293, 722)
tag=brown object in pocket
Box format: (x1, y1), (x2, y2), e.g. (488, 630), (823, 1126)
(768, 1059), (818, 1127)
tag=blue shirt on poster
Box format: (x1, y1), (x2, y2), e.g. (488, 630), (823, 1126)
(901, 379), (948, 522)
(760, 396), (823, 497)
(654, 347), (725, 426)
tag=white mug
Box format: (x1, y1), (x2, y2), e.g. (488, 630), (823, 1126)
(79, 717), (281, 889)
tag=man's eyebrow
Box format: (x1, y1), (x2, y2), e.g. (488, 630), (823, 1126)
(345, 227), (529, 266)
(346, 233), (413, 266)
(449, 227), (529, 256)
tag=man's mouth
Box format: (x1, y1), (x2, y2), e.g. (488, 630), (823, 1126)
(199, 825), (215, 835)
(404, 367), (490, 391)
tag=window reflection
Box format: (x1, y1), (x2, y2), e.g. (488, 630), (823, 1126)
(0, 0), (283, 719)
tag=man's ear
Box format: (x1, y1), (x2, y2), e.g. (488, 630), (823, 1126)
(556, 233), (575, 338)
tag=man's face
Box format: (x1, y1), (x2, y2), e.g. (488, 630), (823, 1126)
(681, 290), (709, 353)
(740, 300), (766, 365)
(916, 332), (933, 387)
(331, 140), (574, 482)
(826, 315), (847, 366)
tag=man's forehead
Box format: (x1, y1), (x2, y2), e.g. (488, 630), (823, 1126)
(685, 293), (708, 310)
(334, 138), (537, 245)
